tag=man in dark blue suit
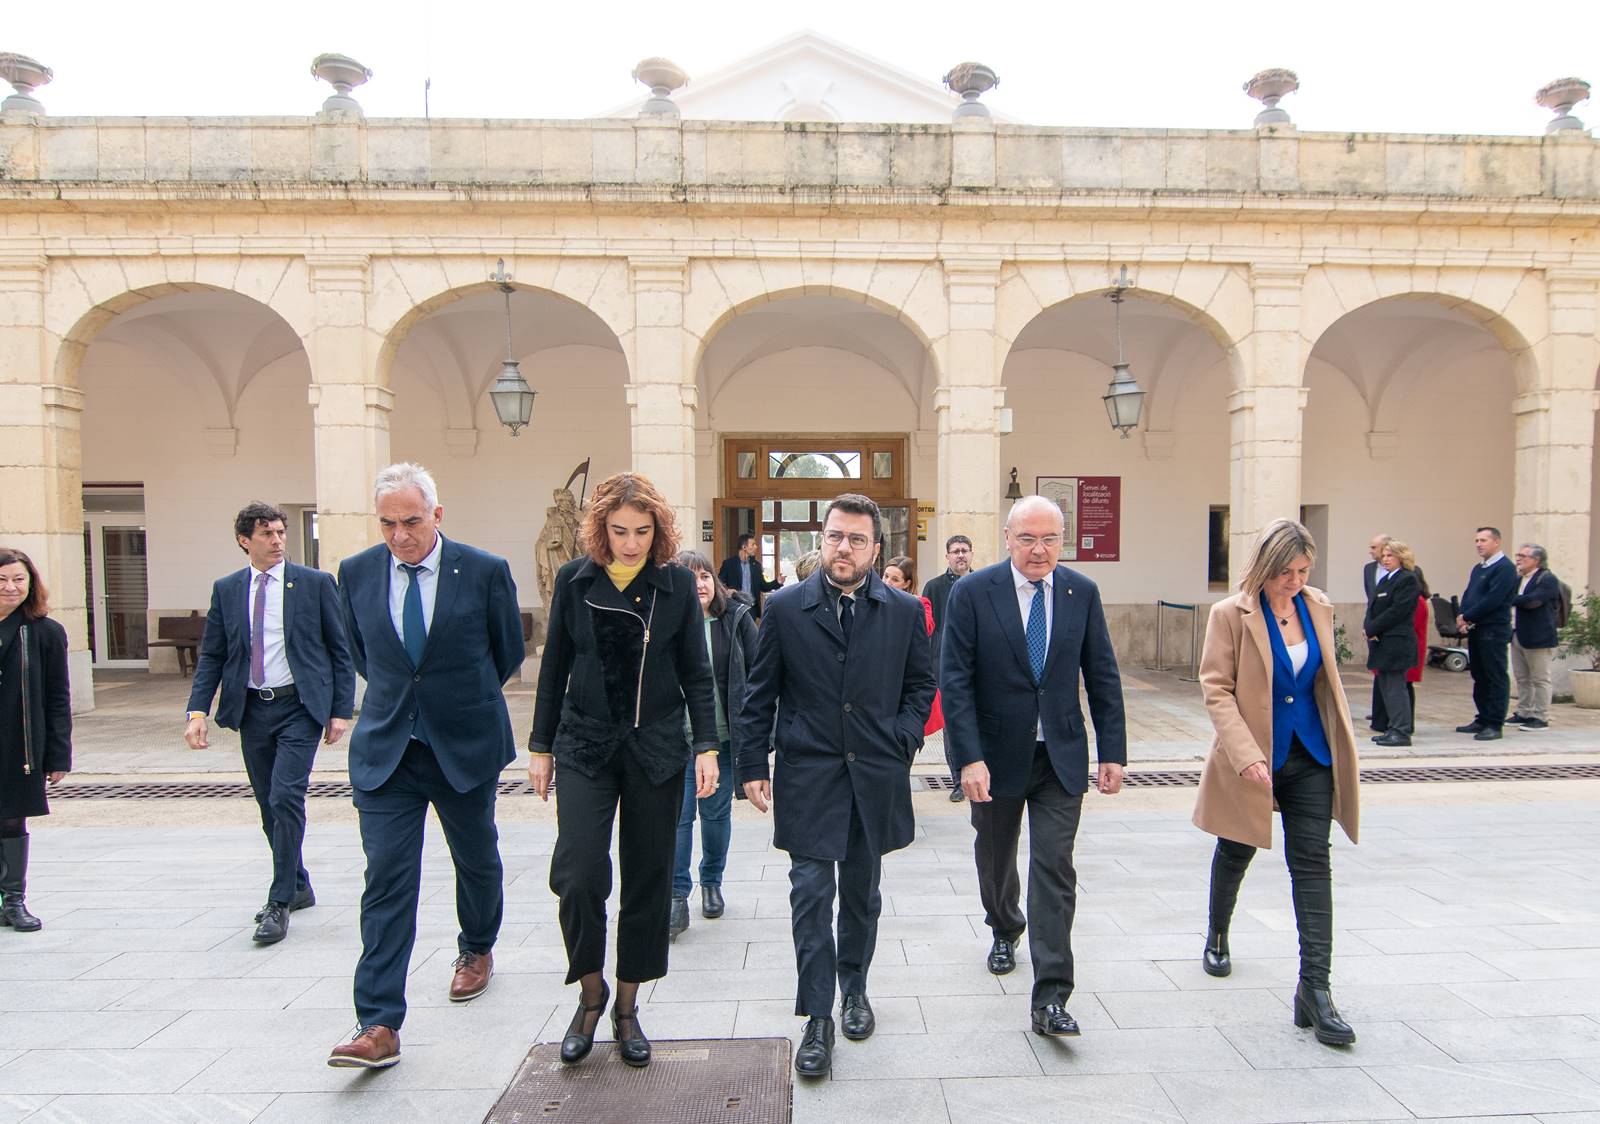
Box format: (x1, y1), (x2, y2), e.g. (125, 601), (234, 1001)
(941, 495), (1127, 1037)
(185, 501), (355, 944)
(719, 533), (783, 615)
(326, 464), (525, 1070)
(1454, 525), (1518, 742)
(735, 494), (934, 1078)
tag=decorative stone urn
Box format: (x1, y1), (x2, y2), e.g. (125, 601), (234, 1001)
(1245, 68), (1299, 127)
(633, 58), (688, 118)
(311, 53), (372, 115)
(1536, 77), (1590, 133)
(0, 52), (52, 114)
(943, 62), (998, 119)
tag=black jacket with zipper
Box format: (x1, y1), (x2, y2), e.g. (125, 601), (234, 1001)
(11, 615), (72, 777)
(530, 557), (718, 783)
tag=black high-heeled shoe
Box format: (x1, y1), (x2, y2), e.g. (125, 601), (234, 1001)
(612, 1004), (651, 1068)
(559, 979), (610, 1065)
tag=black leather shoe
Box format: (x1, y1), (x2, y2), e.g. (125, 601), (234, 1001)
(794, 1016), (834, 1076)
(559, 979), (609, 1065)
(1373, 732), (1412, 747)
(255, 887), (315, 924)
(1474, 727), (1503, 741)
(840, 993), (874, 1040)
(252, 902), (289, 945)
(1293, 982), (1356, 1045)
(669, 897), (689, 939)
(1030, 1003), (1080, 1037)
(1202, 930), (1231, 977)
(701, 886), (724, 919)
(1504, 713), (1529, 726)
(612, 1005), (651, 1067)
(987, 935), (1017, 975)
(948, 787), (965, 802)
(1455, 721), (1485, 734)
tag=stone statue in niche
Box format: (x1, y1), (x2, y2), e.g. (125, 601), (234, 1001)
(536, 486), (584, 607)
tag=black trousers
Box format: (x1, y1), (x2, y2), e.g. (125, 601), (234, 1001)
(1468, 631), (1510, 730)
(1372, 670), (1413, 737)
(1207, 741), (1335, 989)
(238, 694), (320, 905)
(352, 739), (503, 1030)
(972, 743), (1084, 1009)
(550, 747), (681, 985)
(1370, 681), (1415, 732)
(789, 799), (882, 1017)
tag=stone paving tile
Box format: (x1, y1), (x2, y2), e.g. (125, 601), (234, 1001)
(1477, 949), (1600, 981)
(182, 1038), (532, 1094)
(1364, 1060), (1600, 1117)
(1498, 923), (1600, 950)
(20, 1093), (275, 1123)
(250, 1089), (503, 1123)
(1354, 924), (1541, 955)
(1097, 987), (1291, 1029)
(940, 1073), (1185, 1122)
(829, 1030), (1042, 1080)
(1218, 1019), (1454, 1069)
(106, 977), (319, 1012)
(0, 1049), (222, 1095)
(793, 1076), (951, 1124)
(0, 1096), (53, 1124)
(0, 953), (119, 981)
(731, 997), (925, 1039)
(1155, 1068), (1410, 1123)
(0, 979), (143, 1013)
(997, 958), (1178, 995)
(1272, 983), (1491, 1023)
(78, 950), (285, 981)
(918, 993), (1115, 1034)
(1409, 1015), (1600, 1062)
(1025, 1025), (1251, 1076)
(1, 1010), (184, 1050)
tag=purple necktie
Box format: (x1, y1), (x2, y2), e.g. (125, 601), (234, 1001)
(250, 572), (268, 687)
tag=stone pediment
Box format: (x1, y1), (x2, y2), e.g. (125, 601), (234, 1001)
(600, 29), (1016, 124)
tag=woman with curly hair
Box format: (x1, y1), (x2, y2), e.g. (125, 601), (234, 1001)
(528, 473), (719, 1069)
(0, 547), (72, 932)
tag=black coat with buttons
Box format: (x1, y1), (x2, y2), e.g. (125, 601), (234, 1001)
(734, 567), (935, 860)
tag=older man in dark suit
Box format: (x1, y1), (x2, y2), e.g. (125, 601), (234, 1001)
(941, 495), (1127, 1037)
(326, 463), (525, 1070)
(185, 501), (355, 944)
(735, 493), (935, 1078)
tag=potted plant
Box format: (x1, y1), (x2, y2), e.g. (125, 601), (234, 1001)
(1558, 590), (1600, 708)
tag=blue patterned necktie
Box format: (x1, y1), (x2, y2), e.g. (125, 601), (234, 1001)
(400, 563), (427, 667)
(1026, 579), (1047, 683)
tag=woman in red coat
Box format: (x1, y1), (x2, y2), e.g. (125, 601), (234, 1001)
(883, 556), (944, 735)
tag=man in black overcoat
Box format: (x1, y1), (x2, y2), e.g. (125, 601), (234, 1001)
(735, 494), (935, 1078)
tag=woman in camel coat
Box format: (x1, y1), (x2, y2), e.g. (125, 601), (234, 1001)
(1193, 518), (1361, 1047)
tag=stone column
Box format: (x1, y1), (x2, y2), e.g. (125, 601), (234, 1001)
(0, 253), (92, 709)
(305, 254), (391, 574)
(1514, 270), (1600, 586)
(1228, 264), (1310, 585)
(626, 256), (697, 534)
(938, 257), (1004, 567)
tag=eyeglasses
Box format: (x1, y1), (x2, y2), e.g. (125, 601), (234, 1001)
(1012, 534), (1062, 550)
(822, 530), (873, 551)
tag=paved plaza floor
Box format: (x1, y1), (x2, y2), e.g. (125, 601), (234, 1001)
(2, 670), (1598, 1122)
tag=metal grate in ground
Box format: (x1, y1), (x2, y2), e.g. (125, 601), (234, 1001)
(484, 1038), (790, 1124)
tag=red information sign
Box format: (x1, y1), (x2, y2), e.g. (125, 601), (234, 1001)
(1035, 476), (1121, 562)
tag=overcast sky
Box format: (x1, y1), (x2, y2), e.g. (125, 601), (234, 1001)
(8, 0), (1597, 136)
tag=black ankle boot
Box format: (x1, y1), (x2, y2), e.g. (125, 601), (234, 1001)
(1202, 930), (1231, 977)
(559, 979), (609, 1065)
(1293, 982), (1356, 1045)
(612, 1005), (651, 1067)
(0, 835), (41, 933)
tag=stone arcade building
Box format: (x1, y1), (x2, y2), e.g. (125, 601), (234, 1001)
(2, 52), (1598, 710)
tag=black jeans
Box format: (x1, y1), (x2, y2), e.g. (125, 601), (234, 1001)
(1468, 630), (1510, 730)
(550, 747), (682, 985)
(971, 743), (1085, 1009)
(238, 694), (320, 904)
(1207, 740), (1335, 989)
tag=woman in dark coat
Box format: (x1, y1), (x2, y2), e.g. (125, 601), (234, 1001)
(528, 473), (719, 1069)
(668, 550), (758, 937)
(0, 547), (72, 932)
(882, 555), (944, 736)
(1365, 541), (1422, 747)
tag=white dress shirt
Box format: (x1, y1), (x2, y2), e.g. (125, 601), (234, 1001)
(1011, 563), (1055, 740)
(1482, 550), (1506, 569)
(245, 560), (293, 689)
(388, 534), (443, 643)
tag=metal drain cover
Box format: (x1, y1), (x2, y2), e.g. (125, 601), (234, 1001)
(484, 1038), (791, 1123)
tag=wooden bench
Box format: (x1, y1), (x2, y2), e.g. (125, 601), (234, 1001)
(146, 610), (205, 675)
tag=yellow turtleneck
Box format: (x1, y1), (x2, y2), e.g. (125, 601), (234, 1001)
(606, 556), (647, 591)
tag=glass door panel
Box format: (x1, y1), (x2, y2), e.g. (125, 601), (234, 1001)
(100, 525), (149, 662)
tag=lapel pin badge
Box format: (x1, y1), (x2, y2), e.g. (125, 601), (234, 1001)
(286, 582), (294, 589)
(453, 568), (459, 575)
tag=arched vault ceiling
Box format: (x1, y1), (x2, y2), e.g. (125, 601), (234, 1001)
(1309, 300), (1513, 402)
(1008, 297), (1227, 372)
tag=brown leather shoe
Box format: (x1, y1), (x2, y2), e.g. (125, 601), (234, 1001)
(327, 1025), (400, 1069)
(449, 950), (493, 1002)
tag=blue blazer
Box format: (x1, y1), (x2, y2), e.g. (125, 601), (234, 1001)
(940, 561), (1127, 799)
(186, 562), (355, 731)
(1512, 568), (1560, 650)
(338, 537), (525, 793)
(733, 568), (935, 860)
(1262, 595), (1333, 770)
(1461, 556), (1517, 639)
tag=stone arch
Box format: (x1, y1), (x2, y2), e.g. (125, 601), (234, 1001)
(369, 259), (634, 389)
